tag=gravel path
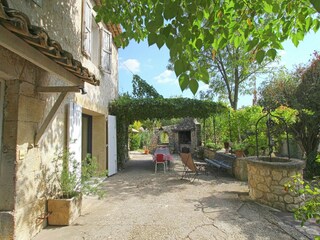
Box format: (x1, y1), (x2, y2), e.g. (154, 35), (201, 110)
(33, 152), (314, 240)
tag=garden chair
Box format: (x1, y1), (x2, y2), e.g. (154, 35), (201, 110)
(179, 153), (208, 182)
(154, 153), (166, 173)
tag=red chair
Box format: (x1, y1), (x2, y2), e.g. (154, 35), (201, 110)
(154, 154), (166, 173)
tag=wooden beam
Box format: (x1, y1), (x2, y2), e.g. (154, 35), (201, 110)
(37, 86), (82, 93)
(0, 25), (83, 86)
(34, 92), (67, 145)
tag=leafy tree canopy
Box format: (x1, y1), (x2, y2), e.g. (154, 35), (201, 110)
(96, 0), (320, 94)
(132, 75), (163, 99)
(258, 52), (320, 176)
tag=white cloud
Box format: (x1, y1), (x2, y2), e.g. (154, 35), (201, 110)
(120, 59), (140, 73)
(154, 70), (177, 84)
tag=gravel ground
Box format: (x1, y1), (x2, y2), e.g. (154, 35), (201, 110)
(33, 152), (316, 240)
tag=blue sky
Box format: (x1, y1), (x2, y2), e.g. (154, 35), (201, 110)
(118, 31), (320, 107)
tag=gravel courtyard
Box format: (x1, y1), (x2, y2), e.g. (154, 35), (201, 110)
(33, 152), (317, 240)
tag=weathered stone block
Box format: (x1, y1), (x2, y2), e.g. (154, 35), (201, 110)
(256, 183), (270, 192)
(260, 169), (270, 176)
(272, 170), (283, 181)
(293, 195), (305, 204)
(250, 188), (264, 199)
(266, 193), (279, 202)
(271, 186), (286, 195)
(286, 203), (300, 212)
(273, 202), (286, 211)
(279, 177), (291, 185)
(264, 176), (272, 186)
(284, 194), (294, 204)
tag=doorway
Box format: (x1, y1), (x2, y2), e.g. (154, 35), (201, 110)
(82, 114), (92, 160)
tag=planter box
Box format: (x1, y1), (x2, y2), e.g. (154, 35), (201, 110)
(47, 195), (82, 225)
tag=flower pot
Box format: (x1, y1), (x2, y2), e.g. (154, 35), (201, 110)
(144, 149), (149, 154)
(235, 150), (244, 158)
(47, 195), (82, 225)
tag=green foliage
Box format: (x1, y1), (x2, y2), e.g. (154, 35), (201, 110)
(109, 96), (226, 123)
(259, 53), (320, 176)
(285, 158), (320, 237)
(201, 105), (297, 156)
(51, 149), (105, 199)
(132, 75), (163, 99)
(109, 96), (226, 165)
(129, 133), (141, 151)
(56, 151), (79, 199)
(95, 0), (319, 94)
(196, 44), (274, 110)
(205, 142), (222, 151)
(140, 130), (152, 149)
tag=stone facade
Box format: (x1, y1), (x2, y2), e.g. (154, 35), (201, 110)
(0, 1), (119, 239)
(246, 157), (305, 212)
(150, 118), (201, 154)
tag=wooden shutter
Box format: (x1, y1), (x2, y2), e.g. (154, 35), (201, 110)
(100, 28), (112, 72)
(82, 1), (92, 57)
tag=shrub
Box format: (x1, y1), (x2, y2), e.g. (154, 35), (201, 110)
(129, 133), (141, 150)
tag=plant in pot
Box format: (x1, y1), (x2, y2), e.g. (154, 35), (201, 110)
(232, 142), (246, 158)
(141, 130), (151, 154)
(47, 150), (105, 226)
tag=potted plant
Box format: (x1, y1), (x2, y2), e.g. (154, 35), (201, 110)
(232, 142), (246, 158)
(47, 150), (105, 226)
(222, 137), (230, 153)
(141, 130), (151, 154)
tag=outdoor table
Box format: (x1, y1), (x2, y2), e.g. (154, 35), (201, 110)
(153, 147), (174, 169)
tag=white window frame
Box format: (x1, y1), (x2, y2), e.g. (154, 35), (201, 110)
(82, 0), (112, 74)
(0, 80), (5, 160)
(100, 29), (112, 73)
(82, 0), (93, 58)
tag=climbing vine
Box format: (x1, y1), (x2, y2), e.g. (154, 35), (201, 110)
(109, 95), (226, 166)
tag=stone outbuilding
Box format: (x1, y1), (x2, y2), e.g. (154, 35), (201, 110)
(151, 118), (201, 154)
(0, 0), (120, 239)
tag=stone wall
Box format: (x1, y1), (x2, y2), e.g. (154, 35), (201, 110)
(0, 1), (119, 239)
(247, 157), (305, 212)
(233, 157), (249, 181)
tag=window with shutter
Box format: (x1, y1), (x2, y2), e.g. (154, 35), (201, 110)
(82, 1), (92, 57)
(101, 29), (112, 73)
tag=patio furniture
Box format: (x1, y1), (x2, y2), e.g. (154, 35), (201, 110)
(154, 153), (166, 173)
(180, 153), (208, 181)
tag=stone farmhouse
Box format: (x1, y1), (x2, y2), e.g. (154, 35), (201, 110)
(0, 0), (120, 239)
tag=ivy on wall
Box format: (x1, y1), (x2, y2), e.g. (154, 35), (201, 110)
(109, 95), (226, 167)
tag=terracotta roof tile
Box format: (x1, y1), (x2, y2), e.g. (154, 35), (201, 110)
(0, 2), (100, 86)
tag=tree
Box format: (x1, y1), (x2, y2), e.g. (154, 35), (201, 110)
(96, 1), (320, 94)
(132, 75), (163, 99)
(198, 44), (273, 110)
(259, 53), (320, 176)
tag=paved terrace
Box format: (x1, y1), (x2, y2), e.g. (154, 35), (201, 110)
(33, 152), (318, 240)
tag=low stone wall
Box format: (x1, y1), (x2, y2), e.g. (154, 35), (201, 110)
(246, 157), (305, 212)
(233, 157), (249, 181)
(203, 148), (216, 159)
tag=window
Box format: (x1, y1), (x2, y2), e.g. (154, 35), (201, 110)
(101, 29), (112, 73)
(82, 0), (112, 73)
